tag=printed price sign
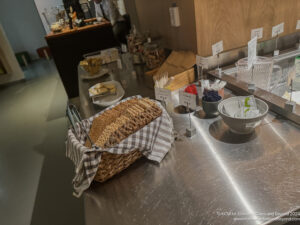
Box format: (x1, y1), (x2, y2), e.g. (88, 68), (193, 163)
(155, 88), (172, 103)
(179, 91), (196, 110)
(212, 41), (223, 56)
(248, 36), (257, 69)
(272, 22), (284, 37)
(297, 20), (300, 30)
(251, 27), (263, 39)
(196, 55), (209, 69)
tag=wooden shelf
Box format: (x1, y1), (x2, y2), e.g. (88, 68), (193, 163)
(45, 21), (111, 40)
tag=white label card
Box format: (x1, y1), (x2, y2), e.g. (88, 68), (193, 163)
(212, 41), (223, 56)
(196, 55), (209, 69)
(272, 22), (284, 37)
(169, 7), (181, 27)
(296, 20), (300, 30)
(251, 28), (263, 39)
(248, 36), (257, 69)
(121, 44), (127, 53)
(179, 91), (196, 110)
(155, 88), (172, 103)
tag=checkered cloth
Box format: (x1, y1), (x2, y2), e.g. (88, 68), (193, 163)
(66, 96), (174, 197)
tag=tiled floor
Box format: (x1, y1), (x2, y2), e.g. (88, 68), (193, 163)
(0, 60), (84, 225)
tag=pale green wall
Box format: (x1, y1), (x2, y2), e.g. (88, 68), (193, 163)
(0, 0), (46, 59)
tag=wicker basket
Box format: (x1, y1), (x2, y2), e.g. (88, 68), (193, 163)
(94, 150), (142, 182)
(86, 98), (162, 183)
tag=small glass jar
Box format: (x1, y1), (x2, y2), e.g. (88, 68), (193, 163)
(142, 42), (165, 69)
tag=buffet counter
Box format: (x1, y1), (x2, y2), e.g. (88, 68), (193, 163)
(78, 54), (300, 225)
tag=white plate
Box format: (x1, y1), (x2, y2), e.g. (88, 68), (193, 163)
(90, 81), (125, 107)
(80, 67), (110, 80)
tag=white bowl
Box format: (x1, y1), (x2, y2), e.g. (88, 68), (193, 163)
(218, 97), (269, 134)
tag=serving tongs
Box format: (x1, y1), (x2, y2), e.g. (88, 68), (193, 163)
(66, 104), (97, 148)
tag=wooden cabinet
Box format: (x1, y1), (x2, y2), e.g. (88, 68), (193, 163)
(194, 0), (300, 56)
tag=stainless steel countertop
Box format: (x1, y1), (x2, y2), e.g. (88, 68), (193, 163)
(78, 54), (300, 225)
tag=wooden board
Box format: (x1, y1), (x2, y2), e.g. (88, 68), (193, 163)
(194, 0), (300, 56)
(154, 51), (196, 79)
(166, 68), (195, 91)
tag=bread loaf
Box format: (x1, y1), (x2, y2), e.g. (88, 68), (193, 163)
(86, 98), (162, 148)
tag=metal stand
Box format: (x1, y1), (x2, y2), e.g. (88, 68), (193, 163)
(274, 34), (280, 56)
(161, 100), (167, 109)
(216, 53), (222, 77)
(197, 64), (203, 82)
(186, 103), (196, 137)
(285, 80), (296, 113)
(248, 65), (256, 92)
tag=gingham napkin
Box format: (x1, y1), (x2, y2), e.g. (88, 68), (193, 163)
(66, 96), (174, 197)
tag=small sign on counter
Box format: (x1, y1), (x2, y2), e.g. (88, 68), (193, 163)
(251, 27), (263, 40)
(272, 22), (284, 37)
(212, 41), (223, 56)
(196, 55), (209, 69)
(179, 91), (196, 110)
(155, 88), (172, 103)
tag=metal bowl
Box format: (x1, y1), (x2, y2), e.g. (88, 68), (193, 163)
(218, 97), (269, 134)
(202, 98), (222, 117)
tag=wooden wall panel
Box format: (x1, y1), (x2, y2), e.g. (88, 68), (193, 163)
(194, 0), (300, 56)
(132, 0), (197, 52)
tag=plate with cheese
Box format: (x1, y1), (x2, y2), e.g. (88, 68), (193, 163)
(89, 81), (125, 107)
